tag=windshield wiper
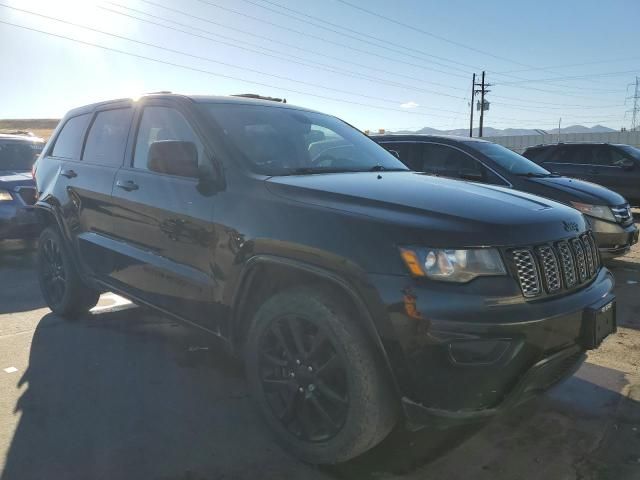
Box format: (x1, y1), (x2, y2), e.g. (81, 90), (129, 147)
(368, 164), (406, 172)
(516, 172), (554, 178)
(282, 167), (357, 175)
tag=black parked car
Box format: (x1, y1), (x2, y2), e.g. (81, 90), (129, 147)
(0, 133), (44, 245)
(374, 135), (638, 259)
(34, 94), (615, 464)
(523, 142), (640, 206)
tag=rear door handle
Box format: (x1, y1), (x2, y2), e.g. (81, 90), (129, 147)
(116, 180), (139, 192)
(60, 169), (77, 178)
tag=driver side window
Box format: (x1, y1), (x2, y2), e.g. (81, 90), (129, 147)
(133, 106), (204, 171)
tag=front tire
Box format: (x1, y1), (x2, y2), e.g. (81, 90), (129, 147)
(245, 287), (397, 464)
(37, 227), (99, 317)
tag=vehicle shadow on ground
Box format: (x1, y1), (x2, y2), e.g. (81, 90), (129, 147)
(0, 307), (327, 480)
(0, 251), (46, 314)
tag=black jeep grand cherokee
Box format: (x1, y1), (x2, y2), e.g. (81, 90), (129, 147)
(34, 94), (615, 464)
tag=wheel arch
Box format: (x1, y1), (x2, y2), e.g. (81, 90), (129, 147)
(229, 255), (401, 397)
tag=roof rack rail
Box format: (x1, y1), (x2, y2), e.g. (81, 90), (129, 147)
(232, 93), (287, 103)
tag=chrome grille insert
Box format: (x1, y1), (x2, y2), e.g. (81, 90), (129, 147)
(570, 238), (588, 283)
(511, 232), (599, 298)
(556, 241), (577, 288)
(536, 246), (561, 293)
(512, 249), (540, 297)
(581, 234), (595, 277)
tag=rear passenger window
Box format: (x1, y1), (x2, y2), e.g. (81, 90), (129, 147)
(550, 146), (594, 164)
(83, 108), (132, 166)
(133, 106), (203, 171)
(420, 143), (480, 176)
(51, 114), (90, 159)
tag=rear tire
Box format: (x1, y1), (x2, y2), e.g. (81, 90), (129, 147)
(37, 227), (99, 317)
(245, 286), (397, 464)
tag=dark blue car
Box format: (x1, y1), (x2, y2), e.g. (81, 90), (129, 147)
(0, 133), (44, 245)
(374, 134), (638, 259)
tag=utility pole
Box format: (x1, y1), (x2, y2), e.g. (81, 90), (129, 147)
(473, 71), (491, 137)
(558, 118), (562, 142)
(626, 76), (640, 131)
(469, 73), (475, 137)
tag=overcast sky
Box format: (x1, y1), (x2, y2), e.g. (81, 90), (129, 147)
(1, 0), (638, 131)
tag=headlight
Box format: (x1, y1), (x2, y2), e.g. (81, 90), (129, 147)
(570, 202), (615, 222)
(0, 190), (13, 202)
(399, 247), (506, 282)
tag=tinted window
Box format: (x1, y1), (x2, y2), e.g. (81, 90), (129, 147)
(133, 107), (204, 171)
(51, 114), (90, 159)
(420, 143), (480, 176)
(472, 142), (550, 175)
(83, 108), (132, 166)
(0, 140), (43, 171)
(522, 147), (549, 163)
(198, 103), (407, 175)
(549, 145), (595, 164)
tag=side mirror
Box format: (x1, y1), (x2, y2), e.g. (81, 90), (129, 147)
(619, 158), (635, 171)
(148, 141), (199, 178)
(388, 149), (400, 159)
(459, 169), (484, 182)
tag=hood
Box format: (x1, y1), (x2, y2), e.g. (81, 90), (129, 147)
(522, 176), (626, 206)
(265, 171), (588, 247)
(0, 171), (35, 190)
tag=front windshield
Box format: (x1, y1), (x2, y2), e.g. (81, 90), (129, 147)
(198, 103), (408, 175)
(472, 142), (551, 176)
(617, 145), (640, 160)
(0, 140), (43, 171)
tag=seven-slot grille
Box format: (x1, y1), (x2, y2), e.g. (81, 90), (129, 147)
(510, 232), (599, 298)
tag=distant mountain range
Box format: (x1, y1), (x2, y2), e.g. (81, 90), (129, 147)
(390, 125), (617, 137)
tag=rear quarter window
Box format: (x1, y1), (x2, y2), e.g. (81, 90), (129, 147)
(51, 114), (91, 159)
(83, 108), (133, 167)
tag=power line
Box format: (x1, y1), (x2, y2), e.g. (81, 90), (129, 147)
(144, 0), (473, 80)
(0, 19), (468, 121)
(495, 56), (640, 75)
(246, 0), (622, 95)
(333, 0), (529, 67)
(231, 0), (481, 74)
(101, 3), (471, 98)
(131, 1), (624, 103)
(1, 3), (469, 111)
(332, 0), (629, 94)
(496, 69), (639, 85)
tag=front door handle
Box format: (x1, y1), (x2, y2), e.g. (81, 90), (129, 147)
(60, 169), (77, 178)
(116, 180), (139, 192)
(588, 168), (598, 174)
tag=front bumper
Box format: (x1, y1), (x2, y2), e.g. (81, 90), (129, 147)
(0, 203), (40, 240)
(589, 217), (638, 258)
(367, 268), (615, 429)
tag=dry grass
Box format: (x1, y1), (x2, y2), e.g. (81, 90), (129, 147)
(0, 119), (59, 141)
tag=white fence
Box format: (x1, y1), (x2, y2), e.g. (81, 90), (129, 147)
(483, 130), (640, 153)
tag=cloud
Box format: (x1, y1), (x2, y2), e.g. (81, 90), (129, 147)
(400, 101), (419, 109)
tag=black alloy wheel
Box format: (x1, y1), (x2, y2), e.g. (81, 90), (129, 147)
(39, 235), (67, 307)
(259, 314), (349, 442)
